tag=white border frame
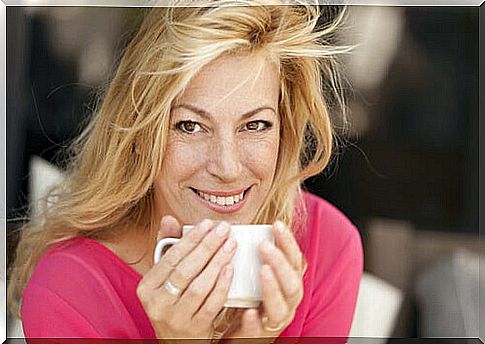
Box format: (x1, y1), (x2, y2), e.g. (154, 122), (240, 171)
(2, 2), (483, 343)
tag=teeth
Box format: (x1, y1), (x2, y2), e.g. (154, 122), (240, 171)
(195, 189), (246, 206)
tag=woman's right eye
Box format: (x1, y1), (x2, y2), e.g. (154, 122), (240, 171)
(175, 121), (204, 134)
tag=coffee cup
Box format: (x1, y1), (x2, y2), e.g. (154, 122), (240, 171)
(154, 224), (274, 308)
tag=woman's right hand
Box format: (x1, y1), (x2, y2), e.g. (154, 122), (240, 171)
(136, 216), (237, 339)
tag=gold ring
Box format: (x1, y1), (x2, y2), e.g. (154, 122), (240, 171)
(261, 315), (287, 332)
(162, 278), (182, 296)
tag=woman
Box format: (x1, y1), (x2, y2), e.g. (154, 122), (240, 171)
(8, 2), (363, 340)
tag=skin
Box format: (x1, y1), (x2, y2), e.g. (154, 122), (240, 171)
(153, 53), (280, 225)
(135, 53), (307, 340)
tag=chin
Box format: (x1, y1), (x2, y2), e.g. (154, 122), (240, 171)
(184, 210), (256, 226)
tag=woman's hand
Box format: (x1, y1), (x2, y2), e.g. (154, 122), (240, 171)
(225, 221), (307, 339)
(137, 216), (237, 339)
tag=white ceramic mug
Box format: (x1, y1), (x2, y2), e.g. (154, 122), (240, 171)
(154, 224), (274, 308)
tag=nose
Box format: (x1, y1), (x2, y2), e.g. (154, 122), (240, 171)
(206, 135), (242, 183)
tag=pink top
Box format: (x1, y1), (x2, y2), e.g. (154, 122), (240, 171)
(21, 192), (363, 339)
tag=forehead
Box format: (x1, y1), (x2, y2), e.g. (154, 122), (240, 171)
(175, 53), (280, 114)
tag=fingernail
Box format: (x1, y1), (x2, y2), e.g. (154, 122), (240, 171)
(274, 221), (285, 233)
(215, 222), (230, 237)
(197, 219), (213, 233)
(223, 238), (236, 252)
(224, 265), (233, 278)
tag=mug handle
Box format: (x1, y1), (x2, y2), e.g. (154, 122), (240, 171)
(154, 237), (180, 264)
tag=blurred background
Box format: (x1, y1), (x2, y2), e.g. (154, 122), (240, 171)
(6, 5), (482, 341)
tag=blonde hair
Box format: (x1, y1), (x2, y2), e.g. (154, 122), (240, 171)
(8, 0), (350, 337)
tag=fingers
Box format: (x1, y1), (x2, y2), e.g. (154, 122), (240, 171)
(260, 265), (290, 328)
(138, 218), (237, 339)
(162, 219), (216, 269)
(165, 221), (231, 293)
(272, 221), (305, 272)
(176, 236), (237, 316)
(259, 240), (303, 303)
(157, 215), (182, 240)
(191, 265), (234, 325)
(238, 309), (264, 337)
(142, 219), (214, 290)
(257, 221), (304, 333)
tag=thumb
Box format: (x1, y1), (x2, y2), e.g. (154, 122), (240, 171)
(158, 215), (182, 241)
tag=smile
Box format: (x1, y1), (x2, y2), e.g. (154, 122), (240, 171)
(190, 187), (251, 212)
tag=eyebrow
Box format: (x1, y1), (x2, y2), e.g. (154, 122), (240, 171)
(172, 103), (277, 121)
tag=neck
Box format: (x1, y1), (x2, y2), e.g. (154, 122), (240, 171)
(100, 224), (158, 276)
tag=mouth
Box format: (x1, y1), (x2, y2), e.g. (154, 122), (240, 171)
(189, 186), (252, 213)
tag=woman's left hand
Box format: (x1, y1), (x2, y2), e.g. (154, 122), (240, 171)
(225, 221), (307, 338)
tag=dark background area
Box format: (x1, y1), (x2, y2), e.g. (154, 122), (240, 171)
(306, 7), (478, 234)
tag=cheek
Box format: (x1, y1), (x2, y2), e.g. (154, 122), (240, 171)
(240, 136), (279, 180)
(160, 140), (207, 179)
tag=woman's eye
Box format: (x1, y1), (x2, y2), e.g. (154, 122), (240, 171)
(175, 121), (203, 134)
(244, 121), (272, 132)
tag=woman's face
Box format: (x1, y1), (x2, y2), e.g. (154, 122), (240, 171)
(153, 54), (280, 225)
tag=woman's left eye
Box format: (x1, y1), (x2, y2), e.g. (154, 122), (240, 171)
(243, 121), (272, 132)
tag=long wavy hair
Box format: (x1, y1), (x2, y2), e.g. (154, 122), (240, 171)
(8, 0), (350, 337)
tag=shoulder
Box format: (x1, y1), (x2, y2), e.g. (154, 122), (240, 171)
(23, 236), (141, 298)
(22, 237), (139, 314)
(23, 238), (108, 307)
(291, 192), (363, 337)
(25, 237), (127, 290)
(297, 191), (363, 278)
(300, 191), (361, 250)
